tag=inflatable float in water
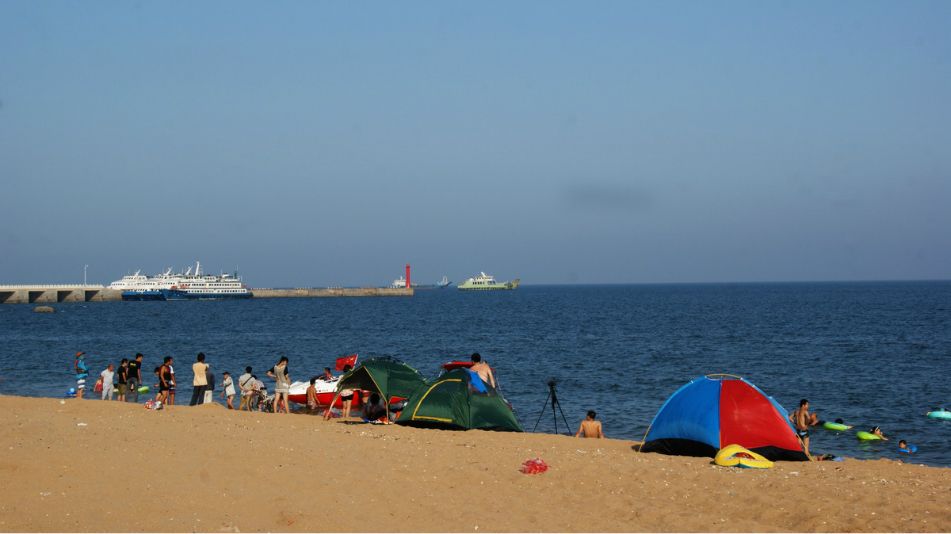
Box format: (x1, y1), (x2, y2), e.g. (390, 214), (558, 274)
(715, 444), (774, 469)
(822, 421), (851, 431)
(926, 410), (951, 420)
(898, 444), (918, 454)
(856, 431), (882, 441)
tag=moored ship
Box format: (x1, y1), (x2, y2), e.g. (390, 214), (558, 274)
(390, 274), (452, 290)
(110, 262), (252, 301)
(457, 272), (519, 291)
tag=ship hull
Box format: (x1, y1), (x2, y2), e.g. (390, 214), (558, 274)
(160, 289), (253, 300)
(121, 290), (166, 301)
(457, 279), (520, 291)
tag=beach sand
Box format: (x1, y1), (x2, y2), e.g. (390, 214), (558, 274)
(0, 395), (947, 532)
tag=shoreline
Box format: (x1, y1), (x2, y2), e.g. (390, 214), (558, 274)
(1, 395), (948, 532)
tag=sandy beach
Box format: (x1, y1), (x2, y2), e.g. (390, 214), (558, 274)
(0, 395), (947, 532)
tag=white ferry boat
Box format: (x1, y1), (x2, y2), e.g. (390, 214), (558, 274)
(110, 268), (184, 300)
(110, 262), (252, 300)
(457, 272), (520, 291)
(162, 262), (252, 300)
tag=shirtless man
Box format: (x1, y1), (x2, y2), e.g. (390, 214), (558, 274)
(469, 353), (495, 388)
(575, 410), (604, 438)
(790, 399), (819, 458)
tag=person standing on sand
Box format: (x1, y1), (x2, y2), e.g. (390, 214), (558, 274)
(100, 364), (115, 401)
(116, 359), (129, 402)
(127, 353), (143, 402)
(238, 367), (254, 411)
(204, 367), (215, 405)
(74, 352), (89, 399)
(323, 364), (355, 420)
(190, 353), (209, 406)
(790, 399), (819, 458)
(267, 357), (290, 414)
(469, 353), (496, 388)
(167, 359), (177, 405)
(221, 372), (236, 409)
(575, 410), (604, 438)
(306, 377), (319, 412)
(157, 357), (173, 404)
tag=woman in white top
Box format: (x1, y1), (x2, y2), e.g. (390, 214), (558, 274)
(267, 356), (291, 414)
(220, 372), (236, 409)
(189, 353), (209, 406)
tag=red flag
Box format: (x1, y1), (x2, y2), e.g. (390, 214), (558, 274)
(335, 354), (358, 371)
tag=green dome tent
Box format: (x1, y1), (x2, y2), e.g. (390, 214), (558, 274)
(331, 357), (427, 406)
(396, 368), (524, 432)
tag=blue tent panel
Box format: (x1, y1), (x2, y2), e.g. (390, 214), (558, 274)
(644, 376), (721, 449)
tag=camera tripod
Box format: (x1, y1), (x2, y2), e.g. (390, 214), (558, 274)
(532, 379), (572, 435)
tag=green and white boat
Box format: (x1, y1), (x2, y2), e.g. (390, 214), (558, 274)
(457, 272), (520, 291)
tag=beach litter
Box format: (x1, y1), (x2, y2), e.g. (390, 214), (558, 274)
(520, 458), (549, 475)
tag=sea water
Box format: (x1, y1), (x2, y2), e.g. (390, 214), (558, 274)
(1, 281), (949, 467)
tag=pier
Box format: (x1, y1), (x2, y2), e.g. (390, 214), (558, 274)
(251, 287), (413, 298)
(0, 285), (412, 304)
(0, 285), (118, 304)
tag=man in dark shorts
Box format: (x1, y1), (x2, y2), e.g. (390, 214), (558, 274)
(790, 398), (819, 459)
(127, 353), (143, 402)
(116, 358), (129, 402)
(157, 356), (173, 404)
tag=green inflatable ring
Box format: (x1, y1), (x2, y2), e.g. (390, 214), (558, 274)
(823, 421), (850, 431)
(856, 431), (881, 441)
(137, 385), (150, 394)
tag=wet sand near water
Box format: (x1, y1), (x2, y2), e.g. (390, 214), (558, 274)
(0, 395), (948, 532)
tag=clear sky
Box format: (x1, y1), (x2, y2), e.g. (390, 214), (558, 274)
(2, 1), (949, 286)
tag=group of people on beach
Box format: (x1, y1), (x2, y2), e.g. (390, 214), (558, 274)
(75, 351), (145, 402)
(72, 349), (607, 432)
(75, 351), (382, 419)
(74, 350), (291, 413)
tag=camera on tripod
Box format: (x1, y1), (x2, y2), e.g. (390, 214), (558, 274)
(533, 377), (571, 435)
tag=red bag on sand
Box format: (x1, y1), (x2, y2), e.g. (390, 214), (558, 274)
(520, 458), (549, 474)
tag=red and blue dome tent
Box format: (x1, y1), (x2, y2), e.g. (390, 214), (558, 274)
(640, 374), (809, 461)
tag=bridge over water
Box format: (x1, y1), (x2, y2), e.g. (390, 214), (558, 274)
(0, 285), (121, 304)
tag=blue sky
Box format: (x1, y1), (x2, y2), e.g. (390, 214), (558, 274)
(2, 1), (949, 286)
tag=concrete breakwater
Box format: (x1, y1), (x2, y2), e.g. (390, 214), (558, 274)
(0, 285), (412, 304)
(252, 287), (412, 298)
(0, 285), (117, 304)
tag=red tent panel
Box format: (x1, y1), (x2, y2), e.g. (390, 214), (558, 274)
(719, 379), (802, 451)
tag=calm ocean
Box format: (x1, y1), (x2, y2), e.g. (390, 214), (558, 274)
(2, 282), (949, 466)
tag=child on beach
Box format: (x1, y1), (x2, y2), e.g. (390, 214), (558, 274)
(221, 372), (236, 409)
(254, 377), (268, 412)
(575, 410), (604, 438)
(100, 364), (115, 401)
(306, 377), (318, 412)
(74, 352), (88, 399)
